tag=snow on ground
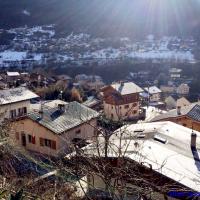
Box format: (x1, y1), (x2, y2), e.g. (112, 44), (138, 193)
(83, 48), (121, 59)
(0, 51), (26, 62)
(28, 26), (55, 37)
(0, 51), (43, 64)
(81, 48), (195, 62)
(139, 106), (166, 123)
(128, 50), (194, 61)
(22, 10), (31, 16)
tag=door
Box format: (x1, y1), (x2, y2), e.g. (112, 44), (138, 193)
(21, 133), (26, 147)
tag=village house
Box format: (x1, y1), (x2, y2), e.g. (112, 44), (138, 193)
(176, 96), (190, 108)
(11, 101), (99, 157)
(160, 85), (176, 94)
(6, 71), (20, 86)
(101, 82), (144, 121)
(176, 83), (190, 96)
(78, 121), (200, 199)
(75, 74), (105, 91)
(0, 87), (39, 123)
(151, 103), (200, 132)
(30, 99), (69, 111)
(169, 68), (182, 80)
(86, 79), (105, 91)
(0, 74), (7, 89)
(164, 96), (177, 110)
(143, 86), (162, 102)
(20, 72), (30, 82)
(165, 96), (191, 110)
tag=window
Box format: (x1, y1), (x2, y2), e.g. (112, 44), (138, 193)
(10, 109), (17, 119)
(45, 139), (52, 147)
(133, 110), (137, 114)
(23, 107), (27, 114)
(18, 107), (27, 117)
(18, 108), (23, 116)
(28, 135), (36, 144)
(76, 129), (81, 134)
(39, 138), (56, 150)
(40, 138), (44, 146)
(124, 105), (129, 109)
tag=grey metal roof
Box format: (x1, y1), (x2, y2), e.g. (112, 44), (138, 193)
(152, 103), (200, 122)
(0, 87), (39, 105)
(28, 101), (99, 134)
(187, 105), (200, 122)
(111, 82), (143, 95)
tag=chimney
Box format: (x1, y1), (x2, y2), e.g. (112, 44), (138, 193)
(119, 81), (124, 88)
(191, 132), (197, 150)
(58, 104), (65, 113)
(39, 102), (44, 119)
(177, 106), (181, 115)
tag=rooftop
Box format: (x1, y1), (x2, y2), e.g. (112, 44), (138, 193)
(0, 87), (39, 105)
(111, 82), (143, 95)
(82, 96), (100, 108)
(7, 71), (20, 76)
(84, 121), (200, 191)
(30, 100), (69, 111)
(28, 101), (99, 134)
(151, 103), (200, 122)
(144, 86), (162, 94)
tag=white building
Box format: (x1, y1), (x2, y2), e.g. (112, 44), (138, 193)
(101, 82), (144, 121)
(176, 83), (190, 95)
(165, 96), (176, 110)
(0, 87), (39, 122)
(144, 86), (162, 102)
(6, 71), (20, 84)
(83, 121), (200, 196)
(169, 68), (182, 79)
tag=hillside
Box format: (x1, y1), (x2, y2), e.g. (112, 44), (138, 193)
(1, 0), (200, 38)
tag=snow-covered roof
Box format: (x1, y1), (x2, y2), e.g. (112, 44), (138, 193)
(0, 87), (39, 105)
(83, 96), (100, 108)
(84, 121), (200, 191)
(140, 92), (149, 98)
(111, 82), (143, 95)
(144, 86), (162, 94)
(178, 83), (190, 89)
(7, 72), (20, 76)
(30, 100), (68, 111)
(45, 100), (68, 108)
(152, 102), (200, 122)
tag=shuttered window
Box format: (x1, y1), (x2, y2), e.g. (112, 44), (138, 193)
(28, 135), (36, 144)
(32, 136), (36, 144)
(40, 138), (45, 146)
(51, 141), (56, 150)
(40, 137), (56, 150)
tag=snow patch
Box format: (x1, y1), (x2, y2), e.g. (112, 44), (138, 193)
(22, 10), (31, 16)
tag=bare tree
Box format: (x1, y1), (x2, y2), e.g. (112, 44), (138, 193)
(2, 107), (190, 200)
